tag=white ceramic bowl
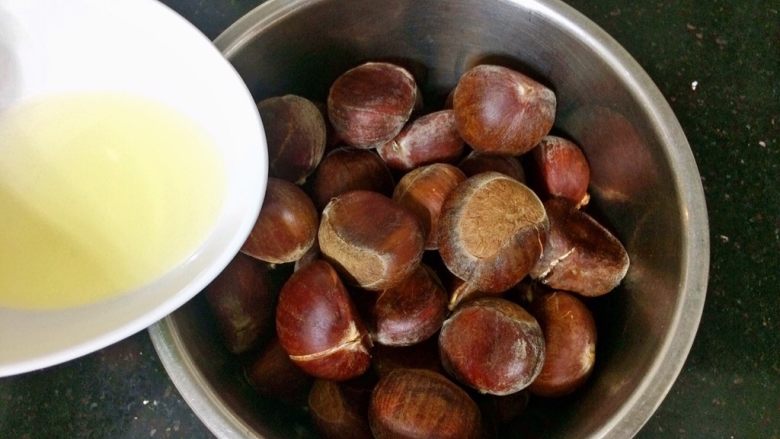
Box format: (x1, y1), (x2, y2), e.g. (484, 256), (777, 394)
(0, 0), (266, 376)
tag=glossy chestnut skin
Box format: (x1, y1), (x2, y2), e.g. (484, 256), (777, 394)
(458, 151), (526, 182)
(244, 337), (313, 406)
(311, 147), (395, 210)
(452, 64), (556, 156)
(319, 190), (424, 291)
(241, 177), (318, 264)
(369, 368), (481, 439)
(439, 297), (545, 395)
(371, 264), (448, 346)
(530, 198), (630, 296)
(328, 62), (419, 148)
(308, 377), (375, 439)
(204, 253), (273, 354)
(438, 172), (548, 293)
(393, 163), (466, 250)
(275, 260), (372, 381)
(527, 135), (591, 207)
(528, 291), (597, 397)
(257, 95), (326, 184)
(377, 110), (464, 171)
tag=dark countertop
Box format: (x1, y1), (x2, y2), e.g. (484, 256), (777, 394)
(1, 1), (777, 437)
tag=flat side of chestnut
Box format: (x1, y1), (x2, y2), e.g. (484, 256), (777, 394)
(257, 94), (326, 184)
(319, 190), (424, 291)
(371, 264), (448, 346)
(241, 177), (318, 264)
(312, 147), (395, 210)
(439, 297), (545, 395)
(528, 291), (597, 398)
(308, 379), (374, 439)
(378, 109), (464, 171)
(458, 151), (526, 182)
(204, 252), (273, 354)
(244, 337), (313, 406)
(275, 259), (371, 380)
(369, 368), (481, 439)
(530, 198), (630, 296)
(438, 172), (548, 293)
(452, 64), (556, 156)
(328, 62), (419, 148)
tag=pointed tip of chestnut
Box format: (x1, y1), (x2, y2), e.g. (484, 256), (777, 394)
(377, 110), (464, 171)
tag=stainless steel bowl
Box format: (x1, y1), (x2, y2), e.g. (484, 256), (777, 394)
(149, 0), (709, 437)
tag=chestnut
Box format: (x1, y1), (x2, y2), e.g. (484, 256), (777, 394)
(371, 337), (445, 378)
(244, 337), (313, 406)
(370, 264), (448, 346)
(438, 172), (548, 293)
(392, 163), (466, 250)
(309, 378), (374, 439)
(241, 177), (318, 264)
(369, 369), (481, 439)
(530, 198), (630, 296)
(439, 297), (545, 395)
(328, 62), (419, 148)
(458, 151), (526, 182)
(275, 259), (372, 381)
(528, 291), (597, 397)
(452, 64), (556, 156)
(257, 95), (326, 184)
(527, 135), (591, 207)
(311, 147), (395, 210)
(377, 110), (464, 171)
(204, 253), (273, 354)
(319, 190), (424, 291)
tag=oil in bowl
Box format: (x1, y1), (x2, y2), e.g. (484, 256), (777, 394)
(0, 93), (225, 310)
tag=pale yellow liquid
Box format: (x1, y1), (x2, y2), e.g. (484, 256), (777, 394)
(0, 93), (224, 309)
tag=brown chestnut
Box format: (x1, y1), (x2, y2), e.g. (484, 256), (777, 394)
(530, 198), (630, 296)
(204, 253), (273, 354)
(377, 110), (464, 171)
(311, 147), (395, 210)
(527, 135), (591, 207)
(319, 190), (424, 291)
(241, 177), (318, 264)
(244, 337), (313, 406)
(393, 163), (466, 250)
(453, 64), (556, 156)
(371, 337), (445, 378)
(276, 260), (371, 381)
(439, 297), (545, 395)
(328, 62), (419, 148)
(458, 151), (526, 182)
(257, 95), (326, 184)
(371, 264), (448, 346)
(369, 368), (481, 439)
(309, 378), (374, 439)
(438, 172), (548, 293)
(528, 291), (597, 397)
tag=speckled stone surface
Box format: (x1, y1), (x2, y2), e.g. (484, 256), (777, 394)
(0, 1), (777, 438)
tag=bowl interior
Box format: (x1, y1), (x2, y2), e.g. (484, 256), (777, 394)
(152, 0), (708, 437)
(0, 0), (266, 377)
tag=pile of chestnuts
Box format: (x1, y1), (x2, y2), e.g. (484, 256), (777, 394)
(204, 61), (630, 439)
